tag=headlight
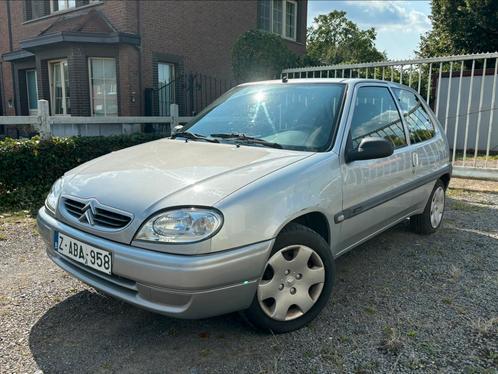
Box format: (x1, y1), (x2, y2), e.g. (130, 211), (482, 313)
(45, 178), (63, 214)
(135, 208), (223, 243)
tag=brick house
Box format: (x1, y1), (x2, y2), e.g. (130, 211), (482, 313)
(0, 0), (307, 120)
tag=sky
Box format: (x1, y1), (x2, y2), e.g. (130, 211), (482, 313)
(307, 0), (432, 60)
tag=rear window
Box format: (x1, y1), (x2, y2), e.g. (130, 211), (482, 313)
(393, 88), (435, 144)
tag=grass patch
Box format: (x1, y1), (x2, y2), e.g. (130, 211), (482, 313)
(0, 210), (33, 224)
(379, 327), (403, 354)
(407, 330), (417, 338)
(442, 297), (453, 305)
(364, 306), (377, 315)
(471, 317), (498, 338)
(449, 200), (484, 212)
(453, 151), (498, 162)
(449, 264), (462, 282)
(320, 346), (343, 366)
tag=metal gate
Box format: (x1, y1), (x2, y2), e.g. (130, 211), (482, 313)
(146, 73), (235, 117)
(282, 52), (498, 177)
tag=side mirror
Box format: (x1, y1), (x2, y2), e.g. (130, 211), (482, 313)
(346, 137), (394, 162)
(172, 124), (184, 135)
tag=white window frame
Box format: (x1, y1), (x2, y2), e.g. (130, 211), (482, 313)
(283, 0), (297, 41)
(48, 59), (70, 116)
(263, 0), (297, 41)
(88, 57), (118, 117)
(50, 0), (76, 14)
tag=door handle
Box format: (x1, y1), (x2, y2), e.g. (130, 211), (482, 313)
(412, 152), (419, 167)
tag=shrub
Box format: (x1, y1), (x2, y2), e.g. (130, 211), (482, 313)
(232, 30), (298, 83)
(0, 134), (162, 213)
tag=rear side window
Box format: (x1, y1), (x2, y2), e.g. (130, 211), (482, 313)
(393, 88), (435, 144)
(350, 86), (407, 150)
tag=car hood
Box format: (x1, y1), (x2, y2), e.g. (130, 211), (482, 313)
(63, 138), (312, 215)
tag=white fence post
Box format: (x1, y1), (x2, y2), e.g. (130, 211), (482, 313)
(37, 100), (50, 140)
(170, 103), (180, 133)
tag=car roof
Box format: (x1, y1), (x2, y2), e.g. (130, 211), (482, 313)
(239, 78), (417, 94)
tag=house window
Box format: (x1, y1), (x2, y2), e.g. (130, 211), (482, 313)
(285, 1), (297, 40)
(158, 62), (175, 116)
(272, 0), (283, 34)
(89, 58), (118, 116)
(49, 60), (70, 115)
(50, 0), (76, 13)
(26, 0), (98, 20)
(257, 0), (271, 31)
(26, 70), (38, 115)
(258, 0), (298, 41)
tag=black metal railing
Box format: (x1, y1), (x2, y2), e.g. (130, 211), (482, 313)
(145, 72), (235, 117)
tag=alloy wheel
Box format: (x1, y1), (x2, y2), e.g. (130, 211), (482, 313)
(430, 186), (445, 228)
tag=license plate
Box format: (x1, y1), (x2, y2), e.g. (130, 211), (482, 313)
(54, 232), (112, 275)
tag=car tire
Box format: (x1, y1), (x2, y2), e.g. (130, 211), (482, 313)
(242, 222), (335, 333)
(410, 179), (446, 235)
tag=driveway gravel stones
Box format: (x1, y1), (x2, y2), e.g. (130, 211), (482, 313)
(0, 181), (497, 373)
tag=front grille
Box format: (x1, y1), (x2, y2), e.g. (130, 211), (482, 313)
(63, 197), (132, 229)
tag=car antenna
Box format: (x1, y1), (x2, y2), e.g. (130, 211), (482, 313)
(282, 74), (288, 83)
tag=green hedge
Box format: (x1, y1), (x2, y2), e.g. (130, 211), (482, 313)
(0, 134), (162, 213)
(232, 30), (298, 83)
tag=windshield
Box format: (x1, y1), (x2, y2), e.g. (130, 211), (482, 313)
(183, 83), (345, 152)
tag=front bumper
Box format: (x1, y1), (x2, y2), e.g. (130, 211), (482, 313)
(37, 207), (273, 319)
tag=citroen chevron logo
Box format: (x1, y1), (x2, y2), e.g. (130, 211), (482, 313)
(79, 200), (97, 226)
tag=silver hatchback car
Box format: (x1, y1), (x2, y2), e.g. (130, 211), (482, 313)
(37, 79), (451, 332)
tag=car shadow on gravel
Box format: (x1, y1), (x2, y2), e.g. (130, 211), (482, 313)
(27, 197), (497, 373)
(28, 290), (262, 373)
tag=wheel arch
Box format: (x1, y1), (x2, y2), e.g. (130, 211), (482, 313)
(440, 173), (451, 190)
(281, 211), (331, 245)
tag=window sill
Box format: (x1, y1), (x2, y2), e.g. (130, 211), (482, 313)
(258, 29), (304, 46)
(22, 2), (103, 25)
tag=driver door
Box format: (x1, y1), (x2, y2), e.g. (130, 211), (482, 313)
(336, 84), (414, 254)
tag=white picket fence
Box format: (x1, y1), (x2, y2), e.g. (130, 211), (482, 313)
(282, 52), (498, 179)
(0, 101), (193, 139)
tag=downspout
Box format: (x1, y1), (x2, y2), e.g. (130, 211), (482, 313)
(6, 0), (17, 114)
(0, 62), (5, 116)
(136, 0), (143, 115)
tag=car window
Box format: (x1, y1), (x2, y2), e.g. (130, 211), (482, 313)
(184, 83), (345, 152)
(349, 86), (406, 150)
(393, 88), (435, 144)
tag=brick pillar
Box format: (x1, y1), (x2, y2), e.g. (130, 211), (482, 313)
(68, 46), (91, 116)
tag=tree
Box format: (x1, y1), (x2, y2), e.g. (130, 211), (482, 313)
(418, 0), (498, 57)
(232, 30), (297, 83)
(306, 11), (386, 65)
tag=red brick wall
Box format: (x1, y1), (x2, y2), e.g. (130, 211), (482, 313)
(139, 0), (257, 87)
(0, 0), (133, 115)
(1, 0), (307, 116)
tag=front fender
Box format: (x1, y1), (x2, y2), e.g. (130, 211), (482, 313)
(212, 152), (342, 254)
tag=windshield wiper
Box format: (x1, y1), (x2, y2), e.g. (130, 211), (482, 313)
(171, 131), (219, 143)
(209, 133), (282, 149)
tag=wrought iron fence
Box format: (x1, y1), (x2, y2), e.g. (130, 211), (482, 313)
(146, 72), (236, 117)
(282, 52), (498, 173)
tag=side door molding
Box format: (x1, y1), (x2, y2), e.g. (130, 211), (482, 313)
(334, 164), (452, 223)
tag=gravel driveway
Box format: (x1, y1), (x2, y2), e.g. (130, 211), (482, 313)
(1, 181), (497, 373)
